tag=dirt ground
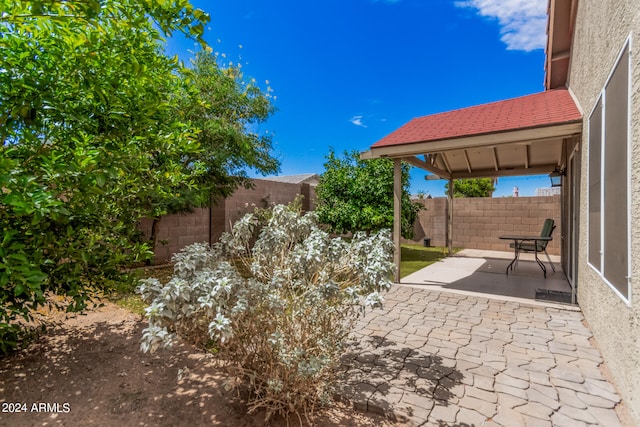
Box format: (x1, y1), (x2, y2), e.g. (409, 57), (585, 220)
(0, 302), (399, 427)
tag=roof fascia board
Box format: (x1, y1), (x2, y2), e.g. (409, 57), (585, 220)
(545, 0), (557, 89)
(359, 150), (374, 160)
(551, 49), (571, 62)
(545, 0), (579, 89)
(369, 122), (582, 158)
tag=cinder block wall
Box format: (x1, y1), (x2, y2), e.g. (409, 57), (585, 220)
(405, 195), (561, 255)
(138, 208), (211, 263)
(139, 180), (316, 262)
(141, 189), (559, 262)
(221, 180), (316, 235)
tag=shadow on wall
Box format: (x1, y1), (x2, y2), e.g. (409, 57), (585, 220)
(138, 179), (317, 263)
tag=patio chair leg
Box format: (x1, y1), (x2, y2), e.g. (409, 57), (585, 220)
(544, 249), (556, 272)
(534, 251), (547, 278)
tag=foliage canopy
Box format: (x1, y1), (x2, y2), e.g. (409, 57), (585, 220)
(167, 51), (279, 212)
(145, 50), (280, 248)
(315, 149), (421, 238)
(445, 178), (496, 198)
(0, 0), (277, 353)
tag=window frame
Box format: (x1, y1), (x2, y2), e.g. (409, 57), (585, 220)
(586, 35), (632, 305)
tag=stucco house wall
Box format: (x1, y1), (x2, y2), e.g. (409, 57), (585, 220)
(569, 0), (640, 420)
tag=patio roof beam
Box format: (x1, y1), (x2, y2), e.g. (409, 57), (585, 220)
(492, 147), (499, 171)
(429, 153), (441, 169)
(401, 155), (430, 170)
(559, 136), (581, 169)
(367, 123), (582, 158)
(448, 164), (559, 179)
(441, 152), (453, 174)
(402, 156), (452, 180)
(463, 150), (472, 173)
(407, 134), (571, 157)
(565, 135), (580, 165)
(405, 156), (558, 180)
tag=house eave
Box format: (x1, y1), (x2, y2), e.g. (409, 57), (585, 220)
(366, 121), (583, 159)
(545, 0), (579, 90)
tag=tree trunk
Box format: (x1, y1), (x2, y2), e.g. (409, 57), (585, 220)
(148, 216), (161, 265)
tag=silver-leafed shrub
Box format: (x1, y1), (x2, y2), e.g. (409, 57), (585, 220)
(138, 203), (394, 420)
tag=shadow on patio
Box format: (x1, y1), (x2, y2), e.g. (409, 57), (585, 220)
(400, 249), (574, 304)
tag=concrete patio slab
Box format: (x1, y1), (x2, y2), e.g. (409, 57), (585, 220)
(401, 250), (572, 303)
(338, 285), (632, 426)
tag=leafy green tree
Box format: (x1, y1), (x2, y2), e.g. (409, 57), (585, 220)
(0, 0), (209, 353)
(445, 178), (495, 197)
(146, 51), (280, 249)
(315, 149), (421, 238)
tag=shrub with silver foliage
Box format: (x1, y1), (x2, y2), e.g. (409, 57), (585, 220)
(138, 204), (394, 420)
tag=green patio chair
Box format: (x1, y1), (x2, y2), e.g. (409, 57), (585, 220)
(510, 218), (556, 272)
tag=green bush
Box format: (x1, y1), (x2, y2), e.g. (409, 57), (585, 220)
(315, 149), (421, 238)
(138, 204), (394, 420)
(1, 0), (209, 354)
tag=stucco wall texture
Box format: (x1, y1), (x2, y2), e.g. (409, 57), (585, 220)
(569, 0), (640, 422)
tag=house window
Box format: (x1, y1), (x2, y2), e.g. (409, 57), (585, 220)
(588, 38), (631, 302)
(588, 99), (601, 271)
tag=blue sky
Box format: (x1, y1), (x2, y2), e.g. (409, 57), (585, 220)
(167, 0), (552, 197)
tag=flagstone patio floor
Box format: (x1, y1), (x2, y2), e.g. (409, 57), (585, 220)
(337, 285), (633, 426)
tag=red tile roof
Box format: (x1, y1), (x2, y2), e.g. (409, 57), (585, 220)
(371, 89), (582, 148)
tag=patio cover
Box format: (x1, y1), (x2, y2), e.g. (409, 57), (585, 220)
(361, 89), (582, 281)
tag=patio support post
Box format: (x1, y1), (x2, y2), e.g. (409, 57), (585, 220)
(447, 178), (454, 256)
(393, 158), (401, 282)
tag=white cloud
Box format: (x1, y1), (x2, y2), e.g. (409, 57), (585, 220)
(455, 0), (547, 51)
(349, 115), (368, 128)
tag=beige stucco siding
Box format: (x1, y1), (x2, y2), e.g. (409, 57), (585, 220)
(569, 0), (640, 423)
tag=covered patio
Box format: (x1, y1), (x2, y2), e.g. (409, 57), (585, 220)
(401, 249), (572, 304)
(361, 88), (582, 303)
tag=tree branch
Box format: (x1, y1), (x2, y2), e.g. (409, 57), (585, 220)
(0, 13), (88, 22)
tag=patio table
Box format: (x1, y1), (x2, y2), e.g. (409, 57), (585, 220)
(499, 235), (553, 278)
